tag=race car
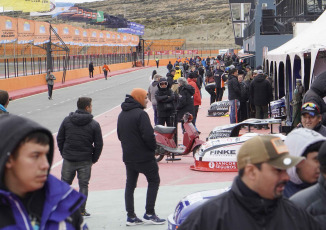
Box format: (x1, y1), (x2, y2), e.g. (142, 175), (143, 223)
(207, 100), (229, 117)
(191, 118), (285, 172)
(168, 188), (230, 230)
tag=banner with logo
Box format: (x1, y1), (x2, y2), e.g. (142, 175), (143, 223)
(0, 16), (17, 44)
(34, 21), (50, 45)
(105, 31), (111, 46)
(89, 29), (99, 46)
(17, 18), (34, 44)
(72, 27), (82, 46)
(61, 24), (73, 45)
(98, 31), (105, 46)
(51, 24), (61, 44)
(81, 29), (89, 46)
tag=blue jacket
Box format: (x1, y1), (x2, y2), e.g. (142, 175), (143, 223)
(0, 175), (87, 230)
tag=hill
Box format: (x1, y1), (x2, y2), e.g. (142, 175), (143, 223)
(78, 0), (236, 49)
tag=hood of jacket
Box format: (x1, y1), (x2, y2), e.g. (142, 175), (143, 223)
(69, 109), (93, 126)
(0, 114), (54, 187)
(254, 74), (266, 82)
(187, 78), (197, 84)
(151, 81), (159, 87)
(310, 72), (326, 97)
(285, 128), (326, 184)
(180, 84), (195, 95)
(121, 94), (144, 111)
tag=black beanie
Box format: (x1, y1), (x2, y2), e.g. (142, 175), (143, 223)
(318, 141), (326, 173)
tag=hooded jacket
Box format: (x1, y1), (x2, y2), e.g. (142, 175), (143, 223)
(155, 79), (175, 118)
(179, 176), (320, 230)
(284, 128), (326, 197)
(176, 84), (195, 121)
(187, 78), (201, 106)
(227, 74), (241, 100)
(303, 73), (326, 126)
(117, 95), (156, 163)
(148, 80), (159, 106)
(57, 109), (103, 163)
(290, 174), (326, 230)
(250, 74), (273, 106)
(0, 114), (86, 229)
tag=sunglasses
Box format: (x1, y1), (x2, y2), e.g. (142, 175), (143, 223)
(302, 102), (320, 112)
(160, 82), (168, 86)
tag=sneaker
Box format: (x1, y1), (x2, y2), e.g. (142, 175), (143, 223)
(143, 213), (166, 225)
(81, 210), (91, 217)
(126, 216), (144, 226)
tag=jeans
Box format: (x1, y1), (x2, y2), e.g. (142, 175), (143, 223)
(61, 159), (92, 212)
(124, 160), (160, 217)
(153, 105), (158, 125)
(229, 99), (240, 124)
(104, 70), (108, 79)
(47, 84), (53, 98)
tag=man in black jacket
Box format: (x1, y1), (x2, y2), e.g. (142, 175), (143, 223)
(291, 141), (326, 230)
(250, 70), (273, 129)
(179, 135), (320, 230)
(57, 97), (103, 216)
(117, 88), (165, 226)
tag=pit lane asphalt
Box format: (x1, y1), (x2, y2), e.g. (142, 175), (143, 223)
(7, 67), (236, 229)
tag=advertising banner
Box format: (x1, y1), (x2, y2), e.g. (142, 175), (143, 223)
(82, 29), (89, 46)
(17, 18), (34, 44)
(61, 24), (73, 45)
(51, 24), (61, 44)
(105, 31), (111, 46)
(89, 29), (98, 46)
(0, 16), (17, 44)
(34, 21), (50, 45)
(72, 27), (82, 46)
(98, 31), (105, 46)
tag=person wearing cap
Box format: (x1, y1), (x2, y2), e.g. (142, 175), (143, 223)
(167, 61), (173, 72)
(303, 71), (326, 126)
(117, 88), (166, 226)
(227, 67), (241, 123)
(250, 69), (273, 129)
(300, 102), (326, 136)
(290, 141), (326, 229)
(178, 135), (320, 230)
(155, 77), (175, 126)
(0, 114), (87, 229)
(166, 68), (176, 90)
(45, 69), (56, 100)
(284, 128), (326, 198)
(0, 90), (9, 114)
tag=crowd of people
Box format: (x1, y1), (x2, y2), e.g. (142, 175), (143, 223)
(0, 53), (326, 229)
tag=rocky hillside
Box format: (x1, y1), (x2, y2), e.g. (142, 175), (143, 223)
(78, 0), (236, 49)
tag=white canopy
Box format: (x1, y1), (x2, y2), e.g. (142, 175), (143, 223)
(266, 10), (326, 80)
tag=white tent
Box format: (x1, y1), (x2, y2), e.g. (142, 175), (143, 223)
(266, 10), (326, 83)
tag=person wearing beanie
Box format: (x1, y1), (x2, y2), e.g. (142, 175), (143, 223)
(291, 141), (326, 230)
(117, 88), (166, 226)
(284, 128), (326, 198)
(176, 77), (195, 129)
(0, 114), (87, 229)
(155, 77), (175, 126)
(179, 135), (320, 230)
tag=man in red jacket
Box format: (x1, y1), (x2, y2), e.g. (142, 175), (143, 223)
(187, 72), (201, 126)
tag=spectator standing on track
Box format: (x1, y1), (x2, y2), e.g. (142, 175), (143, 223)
(155, 58), (159, 68)
(179, 135), (320, 230)
(117, 88), (166, 226)
(89, 62), (94, 78)
(0, 114), (87, 229)
(205, 67), (216, 104)
(291, 141), (326, 230)
(102, 63), (111, 80)
(150, 70), (157, 82)
(155, 77), (175, 126)
(284, 128), (326, 198)
(238, 74), (249, 122)
(148, 74), (161, 125)
(45, 69), (56, 100)
(214, 64), (226, 101)
(166, 69), (176, 91)
(250, 70), (273, 129)
(227, 68), (241, 124)
(299, 102), (326, 136)
(57, 97), (103, 217)
(0, 90), (9, 114)
(167, 61), (173, 72)
(187, 73), (201, 126)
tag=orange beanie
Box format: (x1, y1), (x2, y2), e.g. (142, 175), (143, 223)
(130, 88), (147, 107)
